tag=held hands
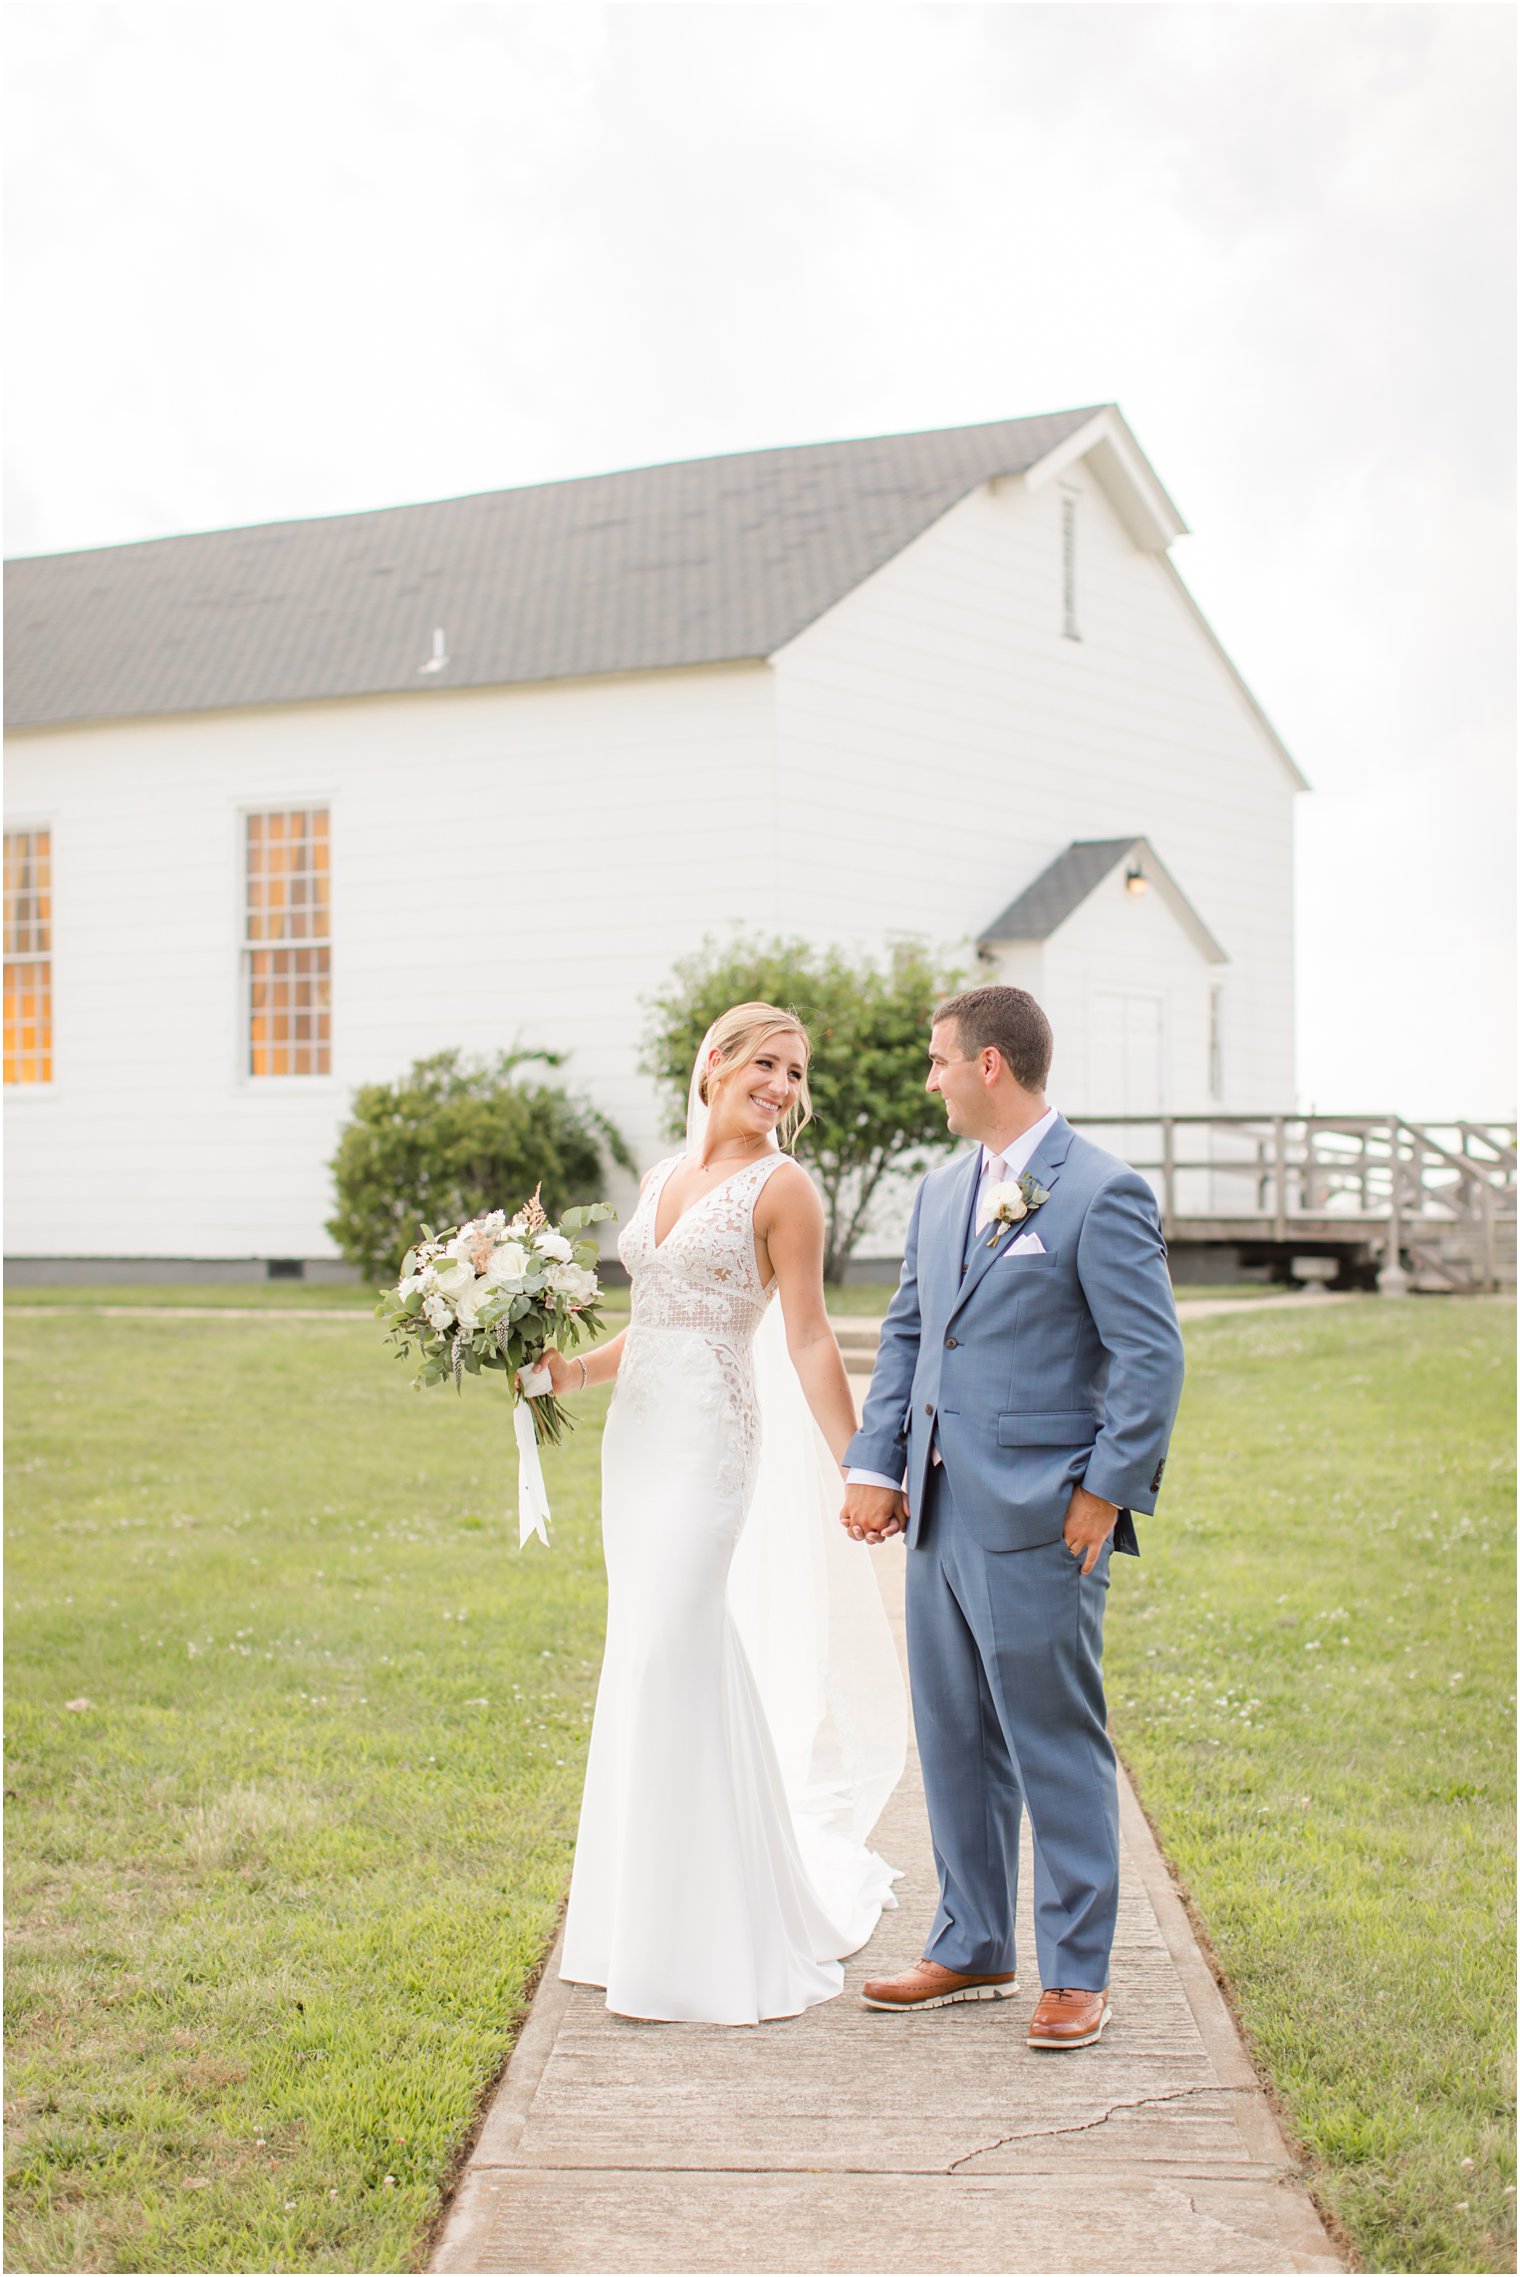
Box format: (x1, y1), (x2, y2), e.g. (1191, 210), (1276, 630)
(838, 1475), (1116, 1564)
(1062, 1483), (1118, 1576)
(840, 1482), (907, 1545)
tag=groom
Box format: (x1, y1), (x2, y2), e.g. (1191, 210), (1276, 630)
(841, 985), (1184, 2050)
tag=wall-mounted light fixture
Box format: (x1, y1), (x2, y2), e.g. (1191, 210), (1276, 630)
(1125, 862), (1149, 897)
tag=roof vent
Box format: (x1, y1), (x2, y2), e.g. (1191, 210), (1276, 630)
(418, 627), (450, 675)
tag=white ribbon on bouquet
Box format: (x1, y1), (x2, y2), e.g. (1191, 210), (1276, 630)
(515, 1361), (555, 1547)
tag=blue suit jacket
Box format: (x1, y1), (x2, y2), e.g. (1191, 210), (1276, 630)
(846, 1116), (1185, 1553)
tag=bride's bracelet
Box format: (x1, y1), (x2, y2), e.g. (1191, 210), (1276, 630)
(577, 1355), (589, 1391)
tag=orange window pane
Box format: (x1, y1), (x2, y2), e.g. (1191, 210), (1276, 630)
(247, 941), (329, 1076)
(3, 956), (52, 1083)
(246, 816), (329, 1072)
(4, 829), (51, 958)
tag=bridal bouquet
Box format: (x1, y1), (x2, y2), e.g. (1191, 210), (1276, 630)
(379, 1187), (615, 1546)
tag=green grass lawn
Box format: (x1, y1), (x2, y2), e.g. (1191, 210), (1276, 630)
(1107, 1298), (1515, 2275)
(4, 1310), (611, 2274)
(6, 1295), (1514, 2274)
(2, 1278), (895, 1317)
(3, 1282), (385, 1309)
(2, 1275), (1286, 1321)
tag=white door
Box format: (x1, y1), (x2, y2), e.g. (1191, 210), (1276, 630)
(1088, 989), (1165, 1113)
(1088, 989), (1165, 1195)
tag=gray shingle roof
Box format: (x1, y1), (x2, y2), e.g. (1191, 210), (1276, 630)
(980, 837), (1228, 962)
(981, 840), (1140, 941)
(5, 407), (1106, 730)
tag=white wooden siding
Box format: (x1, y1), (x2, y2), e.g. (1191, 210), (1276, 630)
(771, 462), (1296, 1115)
(5, 447), (1299, 1263)
(4, 664), (777, 1258)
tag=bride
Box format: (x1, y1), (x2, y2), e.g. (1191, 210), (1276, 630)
(534, 1002), (905, 2025)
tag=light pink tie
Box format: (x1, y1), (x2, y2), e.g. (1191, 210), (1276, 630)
(936, 1153), (1007, 1474)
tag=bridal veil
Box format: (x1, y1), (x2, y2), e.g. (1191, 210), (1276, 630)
(684, 1028), (906, 1928)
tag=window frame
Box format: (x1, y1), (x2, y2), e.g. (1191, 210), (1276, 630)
(3, 817), (56, 1090)
(237, 798), (336, 1085)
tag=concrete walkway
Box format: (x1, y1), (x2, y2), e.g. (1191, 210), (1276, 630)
(432, 1543), (1341, 2276)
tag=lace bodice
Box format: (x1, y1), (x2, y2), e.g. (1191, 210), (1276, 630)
(612, 1151), (797, 1506)
(619, 1151), (791, 1336)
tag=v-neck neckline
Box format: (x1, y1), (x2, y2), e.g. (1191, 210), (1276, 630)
(651, 1152), (773, 1253)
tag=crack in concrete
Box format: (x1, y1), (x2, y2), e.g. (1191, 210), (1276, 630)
(946, 2084), (1237, 2173)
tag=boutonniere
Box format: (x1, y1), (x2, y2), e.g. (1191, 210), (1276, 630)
(985, 1173), (1051, 1247)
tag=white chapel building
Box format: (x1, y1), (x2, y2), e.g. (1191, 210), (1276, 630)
(3, 405), (1304, 1273)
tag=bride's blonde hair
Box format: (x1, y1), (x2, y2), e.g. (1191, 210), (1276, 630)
(699, 1002), (814, 1149)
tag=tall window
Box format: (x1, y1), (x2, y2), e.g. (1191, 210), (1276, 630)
(1060, 492), (1080, 640)
(4, 828), (53, 1084)
(245, 808), (331, 1077)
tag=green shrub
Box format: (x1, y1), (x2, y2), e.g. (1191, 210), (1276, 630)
(326, 1049), (632, 1282)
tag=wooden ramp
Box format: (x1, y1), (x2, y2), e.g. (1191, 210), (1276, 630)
(1073, 1111), (1518, 1294)
(431, 1552), (1341, 2276)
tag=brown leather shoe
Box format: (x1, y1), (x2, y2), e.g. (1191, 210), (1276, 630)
(1027, 1986), (1112, 2048)
(862, 1960), (1018, 2012)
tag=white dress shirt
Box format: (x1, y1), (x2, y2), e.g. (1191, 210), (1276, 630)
(846, 1106), (1061, 1494)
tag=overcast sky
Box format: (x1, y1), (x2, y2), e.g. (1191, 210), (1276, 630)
(6, 1), (1515, 1117)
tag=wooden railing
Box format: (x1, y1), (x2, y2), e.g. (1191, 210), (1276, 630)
(1067, 1114), (1518, 1293)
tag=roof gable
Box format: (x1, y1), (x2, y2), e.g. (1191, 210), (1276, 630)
(1022, 404), (1188, 552)
(979, 837), (1229, 964)
(4, 408), (1106, 730)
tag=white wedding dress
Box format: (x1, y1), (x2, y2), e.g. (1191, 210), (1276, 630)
(559, 1148), (904, 2024)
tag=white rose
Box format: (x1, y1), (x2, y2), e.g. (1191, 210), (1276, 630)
(422, 1293), (453, 1332)
(484, 1240), (530, 1288)
(453, 1287), (481, 1333)
(545, 1262), (597, 1305)
(432, 1259), (476, 1301)
(535, 1231), (573, 1263)
(987, 1181), (1028, 1222)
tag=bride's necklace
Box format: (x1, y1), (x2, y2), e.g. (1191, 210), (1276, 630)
(695, 1137), (768, 1175)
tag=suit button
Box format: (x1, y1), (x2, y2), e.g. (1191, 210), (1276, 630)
(945, 1337), (958, 1349)
(923, 1402), (934, 1416)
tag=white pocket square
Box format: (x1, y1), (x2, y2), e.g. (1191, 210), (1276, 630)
(1007, 1230), (1047, 1254)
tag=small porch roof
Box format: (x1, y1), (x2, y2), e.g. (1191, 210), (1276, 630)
(978, 837), (1229, 965)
